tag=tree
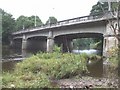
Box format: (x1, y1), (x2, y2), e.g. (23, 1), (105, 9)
(1, 9), (16, 44)
(45, 16), (57, 25)
(73, 38), (95, 50)
(90, 2), (109, 15)
(16, 15), (43, 30)
(91, 1), (120, 87)
(28, 16), (43, 27)
(109, 2), (120, 87)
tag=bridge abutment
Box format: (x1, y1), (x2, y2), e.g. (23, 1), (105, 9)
(103, 22), (119, 57)
(103, 36), (118, 57)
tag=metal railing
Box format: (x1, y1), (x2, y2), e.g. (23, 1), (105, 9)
(12, 14), (104, 35)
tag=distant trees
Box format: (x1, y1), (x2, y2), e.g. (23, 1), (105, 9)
(1, 8), (58, 45)
(73, 38), (102, 50)
(16, 15), (43, 30)
(1, 9), (16, 44)
(90, 2), (109, 15)
(45, 16), (57, 25)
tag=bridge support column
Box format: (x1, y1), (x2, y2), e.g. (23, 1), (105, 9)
(47, 31), (54, 53)
(47, 37), (54, 53)
(103, 35), (118, 57)
(22, 35), (27, 57)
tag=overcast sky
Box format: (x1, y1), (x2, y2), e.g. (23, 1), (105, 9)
(0, 0), (98, 23)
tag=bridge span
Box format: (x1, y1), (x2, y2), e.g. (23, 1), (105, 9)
(11, 13), (119, 57)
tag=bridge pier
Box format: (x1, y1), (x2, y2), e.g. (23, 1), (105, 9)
(47, 37), (54, 53)
(47, 31), (54, 52)
(22, 35), (27, 57)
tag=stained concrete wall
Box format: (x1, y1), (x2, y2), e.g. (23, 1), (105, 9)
(103, 21), (119, 57)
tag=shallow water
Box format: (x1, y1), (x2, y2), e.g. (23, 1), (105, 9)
(2, 60), (21, 72)
(2, 47), (103, 77)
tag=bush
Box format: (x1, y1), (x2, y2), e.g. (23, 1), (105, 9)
(2, 52), (88, 88)
(2, 72), (51, 88)
(15, 53), (88, 79)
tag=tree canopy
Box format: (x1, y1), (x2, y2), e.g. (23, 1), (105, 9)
(90, 2), (109, 15)
(1, 9), (16, 44)
(90, 1), (120, 16)
(1, 8), (58, 45)
(16, 15), (43, 30)
(45, 16), (57, 25)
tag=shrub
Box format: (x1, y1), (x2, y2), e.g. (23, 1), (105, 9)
(2, 52), (89, 88)
(2, 72), (51, 88)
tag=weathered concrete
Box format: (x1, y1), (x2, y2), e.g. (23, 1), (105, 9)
(47, 37), (54, 53)
(47, 31), (54, 52)
(22, 35), (27, 57)
(103, 20), (119, 57)
(11, 14), (119, 57)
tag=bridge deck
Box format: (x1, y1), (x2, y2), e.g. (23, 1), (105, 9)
(12, 13), (113, 35)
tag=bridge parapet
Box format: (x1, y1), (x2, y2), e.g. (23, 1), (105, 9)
(12, 14), (106, 35)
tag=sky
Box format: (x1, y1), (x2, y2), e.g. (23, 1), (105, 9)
(0, 0), (98, 23)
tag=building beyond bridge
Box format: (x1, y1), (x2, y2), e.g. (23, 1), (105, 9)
(11, 12), (119, 57)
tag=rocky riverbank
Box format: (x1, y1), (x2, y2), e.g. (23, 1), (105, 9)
(51, 76), (118, 88)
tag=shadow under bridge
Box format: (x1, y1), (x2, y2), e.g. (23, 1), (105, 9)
(54, 33), (103, 54)
(27, 36), (47, 53)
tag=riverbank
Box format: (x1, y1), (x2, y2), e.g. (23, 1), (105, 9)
(52, 76), (118, 88)
(2, 52), (118, 88)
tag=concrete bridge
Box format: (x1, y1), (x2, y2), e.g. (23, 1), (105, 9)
(11, 13), (119, 57)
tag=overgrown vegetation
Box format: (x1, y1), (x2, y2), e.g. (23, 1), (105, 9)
(107, 47), (118, 67)
(104, 47), (118, 79)
(2, 52), (89, 88)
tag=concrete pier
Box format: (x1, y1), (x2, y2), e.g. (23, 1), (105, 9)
(47, 31), (54, 53)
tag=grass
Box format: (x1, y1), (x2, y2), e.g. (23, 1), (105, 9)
(2, 52), (89, 88)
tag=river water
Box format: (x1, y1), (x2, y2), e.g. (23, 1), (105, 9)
(2, 47), (103, 77)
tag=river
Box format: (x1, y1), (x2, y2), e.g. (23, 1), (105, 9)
(2, 46), (103, 77)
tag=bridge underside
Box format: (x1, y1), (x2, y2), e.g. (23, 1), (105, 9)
(11, 33), (104, 55)
(55, 33), (103, 53)
(27, 36), (47, 53)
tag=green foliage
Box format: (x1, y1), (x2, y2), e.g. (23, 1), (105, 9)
(2, 71), (50, 88)
(90, 2), (120, 16)
(2, 52), (88, 88)
(73, 38), (95, 50)
(15, 53), (88, 79)
(1, 8), (16, 44)
(90, 2), (108, 15)
(73, 38), (102, 50)
(46, 16), (57, 25)
(108, 47), (118, 67)
(53, 45), (61, 53)
(16, 15), (43, 30)
(90, 41), (102, 50)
